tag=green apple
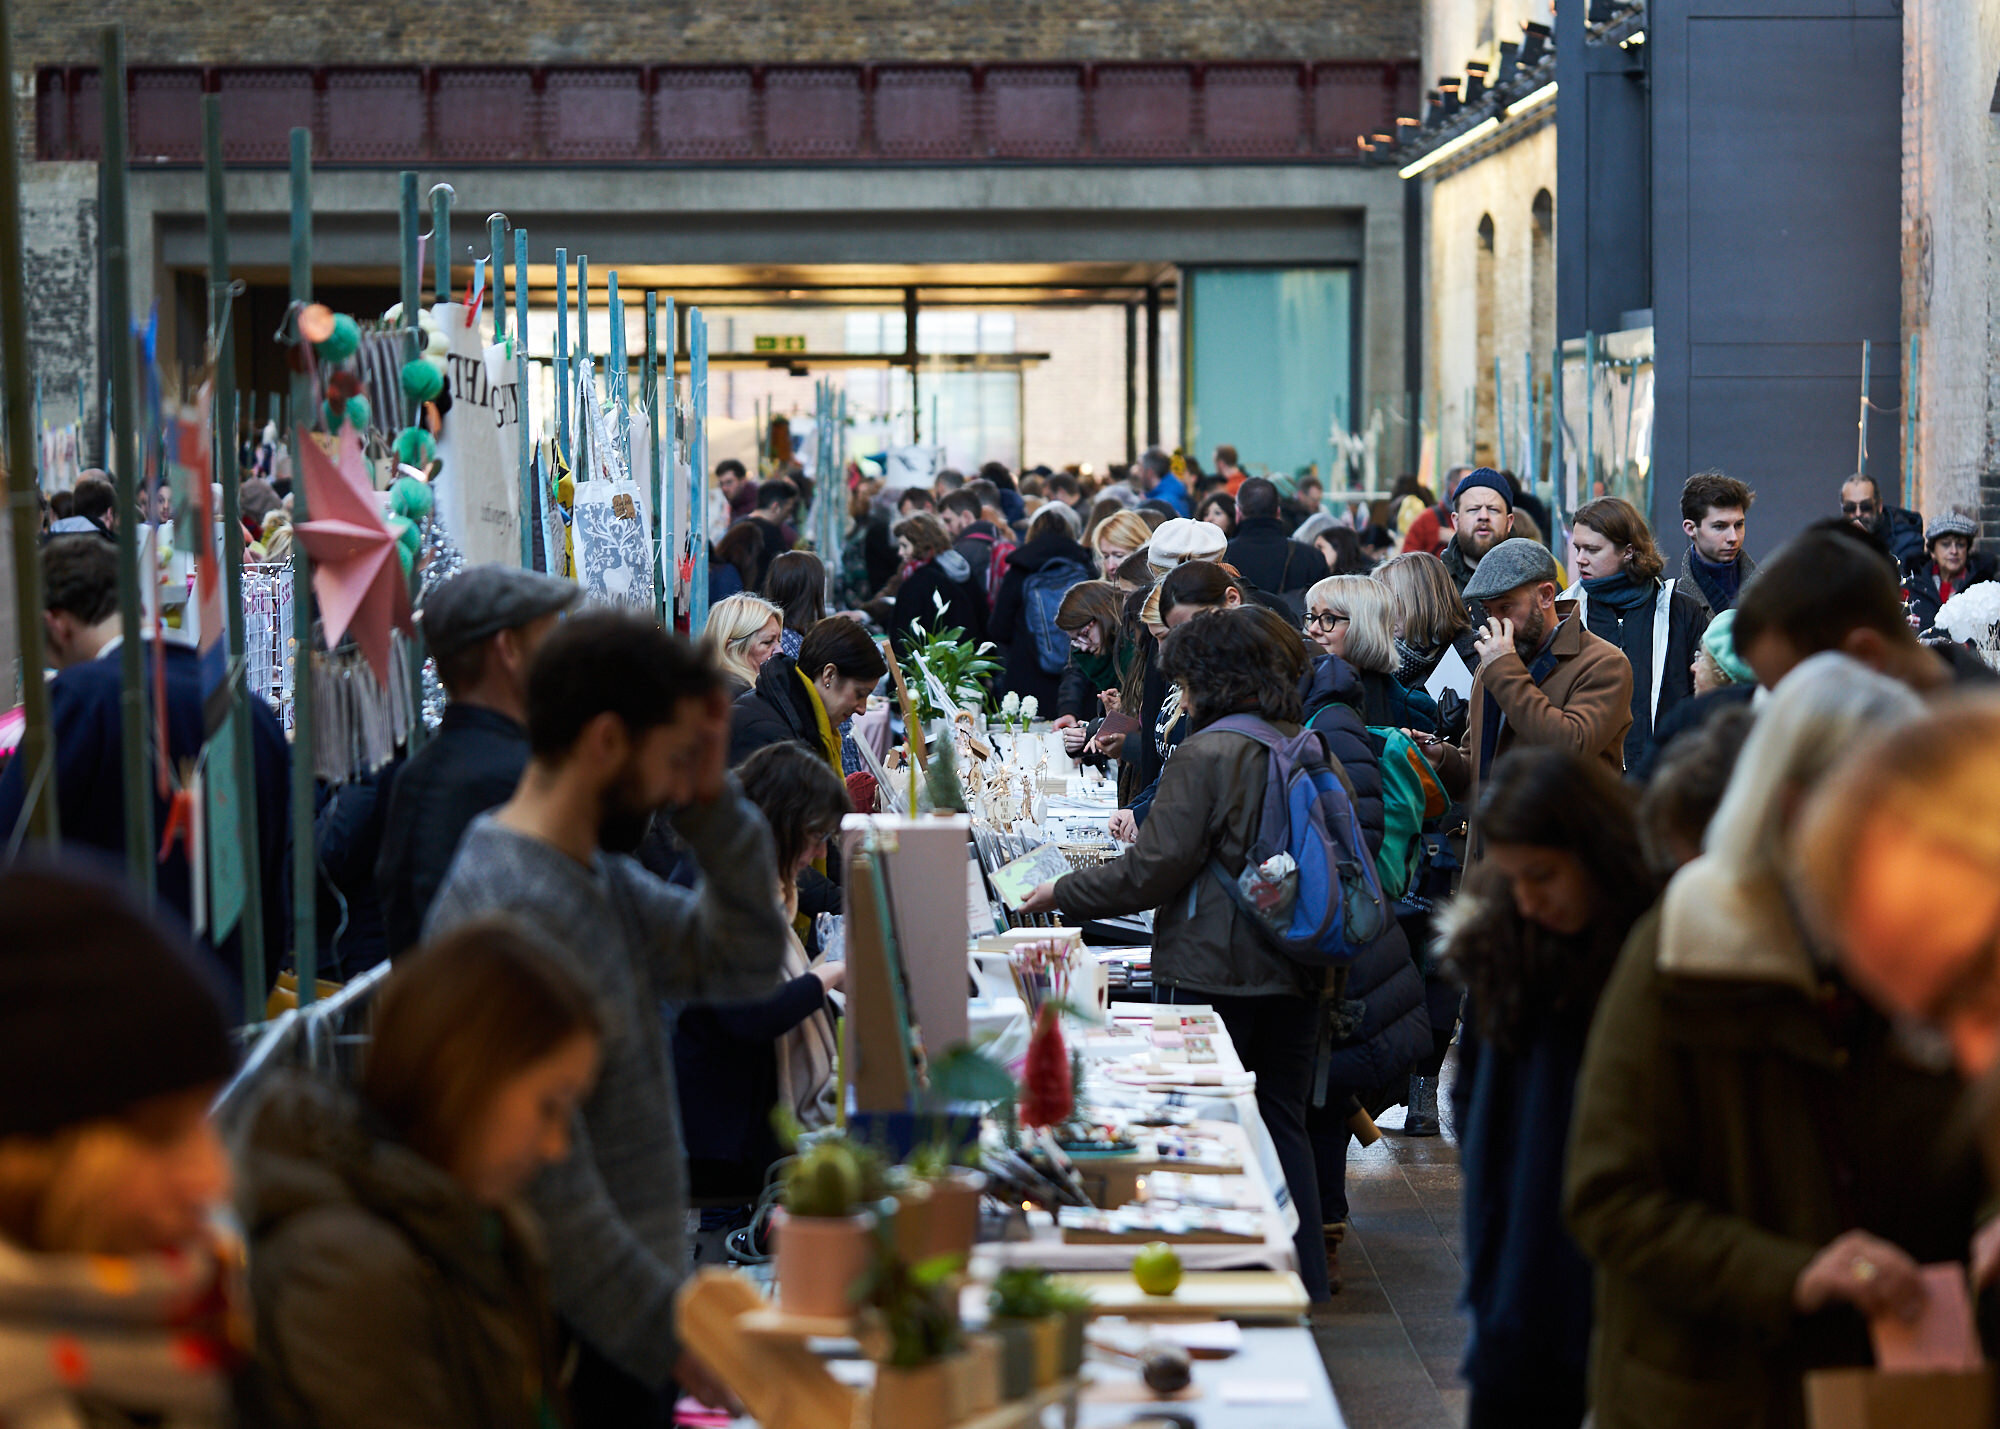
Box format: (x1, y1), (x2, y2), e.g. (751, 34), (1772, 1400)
(1131, 1241), (1183, 1296)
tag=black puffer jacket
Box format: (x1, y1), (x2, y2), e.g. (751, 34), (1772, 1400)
(1297, 653), (1428, 1098)
(1298, 654), (1385, 853)
(728, 653), (820, 767)
(990, 530), (1094, 708)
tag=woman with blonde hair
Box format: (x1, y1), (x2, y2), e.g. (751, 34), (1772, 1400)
(1089, 509), (1154, 584)
(701, 593), (785, 697)
(0, 864), (240, 1427)
(1303, 574), (1437, 732)
(1373, 550), (1470, 690)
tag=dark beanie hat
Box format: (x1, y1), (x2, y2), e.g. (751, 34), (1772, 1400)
(1453, 467), (1516, 511)
(0, 861), (237, 1140)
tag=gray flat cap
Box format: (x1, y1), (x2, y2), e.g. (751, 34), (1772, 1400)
(420, 564), (581, 659)
(1460, 537), (1561, 602)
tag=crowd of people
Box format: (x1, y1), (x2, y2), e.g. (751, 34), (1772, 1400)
(4, 433), (2000, 1429)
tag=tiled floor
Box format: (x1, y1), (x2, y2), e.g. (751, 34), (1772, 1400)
(1311, 1055), (1468, 1428)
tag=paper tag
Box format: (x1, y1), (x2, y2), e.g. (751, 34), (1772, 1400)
(1870, 1263), (1983, 1373)
(483, 340), (512, 387)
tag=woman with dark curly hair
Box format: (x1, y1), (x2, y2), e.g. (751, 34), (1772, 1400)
(1439, 745), (1657, 1429)
(1019, 604), (1336, 1302)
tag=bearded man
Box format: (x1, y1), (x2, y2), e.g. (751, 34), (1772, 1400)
(1414, 538), (1634, 858)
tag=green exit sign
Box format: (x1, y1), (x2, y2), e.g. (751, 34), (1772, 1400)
(754, 335), (808, 352)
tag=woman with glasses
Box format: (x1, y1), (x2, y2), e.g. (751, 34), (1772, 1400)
(1566, 654), (1989, 1429)
(1305, 575), (1439, 733)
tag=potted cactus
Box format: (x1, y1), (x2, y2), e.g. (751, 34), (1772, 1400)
(775, 1136), (885, 1319)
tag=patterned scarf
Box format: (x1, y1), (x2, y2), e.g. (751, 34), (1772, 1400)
(775, 890), (839, 1133)
(1394, 637), (1445, 689)
(0, 1230), (245, 1429)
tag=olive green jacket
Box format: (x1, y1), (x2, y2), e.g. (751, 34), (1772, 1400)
(1564, 856), (1986, 1429)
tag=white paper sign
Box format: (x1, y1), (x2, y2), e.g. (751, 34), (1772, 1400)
(431, 302), (523, 568)
(1425, 643), (1474, 701)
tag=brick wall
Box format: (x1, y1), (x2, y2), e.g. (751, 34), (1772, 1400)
(1901, 0), (2000, 534)
(1424, 120), (1555, 471)
(16, 1), (1417, 67)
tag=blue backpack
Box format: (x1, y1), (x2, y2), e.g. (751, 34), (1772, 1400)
(1022, 558), (1092, 674)
(1204, 714), (1392, 967)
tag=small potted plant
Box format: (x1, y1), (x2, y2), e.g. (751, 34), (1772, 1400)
(1045, 1281), (1094, 1376)
(897, 1139), (988, 1267)
(865, 1245), (965, 1429)
(987, 1267), (1062, 1392)
(775, 1136), (884, 1319)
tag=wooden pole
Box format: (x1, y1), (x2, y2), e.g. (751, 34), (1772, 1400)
(101, 26), (152, 902)
(204, 95), (265, 1014)
(0, 0), (56, 845)
(554, 246), (570, 465)
(644, 291), (662, 621)
(287, 127), (317, 998)
(690, 307), (710, 635)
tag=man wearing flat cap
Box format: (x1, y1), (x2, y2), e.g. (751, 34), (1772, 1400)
(1413, 538), (1633, 858)
(375, 564), (580, 957)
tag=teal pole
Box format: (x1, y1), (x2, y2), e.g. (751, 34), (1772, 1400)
(554, 246), (569, 466)
(515, 227), (533, 571)
(101, 26), (152, 903)
(1522, 350), (1536, 498)
(1492, 355), (1506, 473)
(1550, 346), (1566, 522)
(1582, 332), (1597, 502)
(608, 269), (629, 473)
(398, 173), (419, 359)
(398, 170), (427, 757)
(575, 254), (590, 483)
(689, 307), (709, 635)
(1904, 332), (1920, 512)
(287, 127), (317, 998)
(644, 291), (662, 621)
(0, 0), (58, 844)
(1856, 338), (1872, 480)
(661, 296), (677, 628)
(204, 94), (265, 1015)
(488, 214), (506, 344)
(430, 184), (451, 310)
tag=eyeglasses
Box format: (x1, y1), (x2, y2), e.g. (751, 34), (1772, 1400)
(1304, 611), (1350, 631)
(1841, 501), (1879, 516)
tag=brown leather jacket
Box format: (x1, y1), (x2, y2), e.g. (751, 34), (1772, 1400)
(1431, 603), (1633, 858)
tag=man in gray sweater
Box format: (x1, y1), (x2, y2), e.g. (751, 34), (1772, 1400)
(427, 609), (788, 1423)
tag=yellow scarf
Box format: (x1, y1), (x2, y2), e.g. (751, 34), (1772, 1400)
(794, 667), (844, 778)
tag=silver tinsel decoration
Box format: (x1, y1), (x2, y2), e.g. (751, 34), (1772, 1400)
(413, 507), (466, 731)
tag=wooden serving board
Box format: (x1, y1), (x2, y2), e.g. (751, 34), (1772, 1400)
(1053, 1270), (1310, 1322)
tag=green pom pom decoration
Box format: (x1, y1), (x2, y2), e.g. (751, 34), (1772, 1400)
(322, 393), (371, 434)
(394, 426), (436, 469)
(314, 313), (360, 364)
(401, 359), (444, 406)
(389, 475), (434, 522)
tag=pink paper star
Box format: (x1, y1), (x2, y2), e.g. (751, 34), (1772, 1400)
(295, 427), (412, 686)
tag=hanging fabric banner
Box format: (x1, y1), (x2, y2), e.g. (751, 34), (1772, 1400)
(431, 301), (523, 568)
